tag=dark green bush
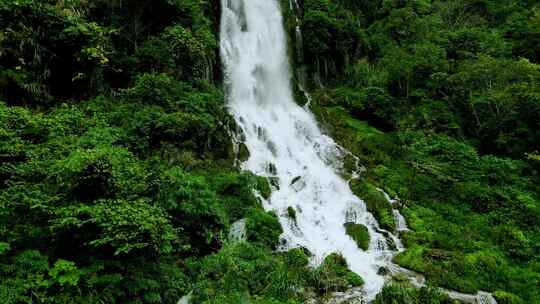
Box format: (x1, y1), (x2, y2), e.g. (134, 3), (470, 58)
(245, 209), (283, 249)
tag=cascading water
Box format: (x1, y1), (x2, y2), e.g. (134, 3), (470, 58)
(220, 0), (393, 300)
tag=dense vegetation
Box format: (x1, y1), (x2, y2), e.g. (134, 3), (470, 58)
(0, 0), (337, 303)
(1, 0), (539, 303)
(283, 0), (540, 302)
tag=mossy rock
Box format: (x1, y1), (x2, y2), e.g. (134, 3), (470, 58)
(254, 176), (271, 199)
(344, 271), (364, 287)
(493, 291), (525, 304)
(351, 181), (396, 231)
(316, 253), (364, 292)
(344, 222), (370, 251)
(323, 252), (348, 268)
(374, 285), (454, 304)
(377, 266), (389, 276)
(391, 273), (411, 283)
(393, 245), (427, 273)
(237, 142), (250, 162)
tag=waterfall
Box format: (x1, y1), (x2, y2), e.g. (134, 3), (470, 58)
(220, 0), (392, 300)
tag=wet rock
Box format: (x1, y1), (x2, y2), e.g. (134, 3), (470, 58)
(374, 229), (398, 251)
(345, 208), (358, 222)
(287, 206), (297, 220)
(324, 288), (366, 304)
(377, 266), (390, 276)
(228, 219), (247, 242)
(445, 290), (498, 304)
(291, 176), (306, 192)
(267, 163), (277, 175)
(266, 140), (278, 156)
(300, 246), (313, 257)
(278, 237), (288, 248)
(238, 143), (250, 162)
(385, 237), (397, 251)
(269, 177), (280, 189)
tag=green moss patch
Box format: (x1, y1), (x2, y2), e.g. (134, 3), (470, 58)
(344, 222), (370, 251)
(351, 182), (396, 231)
(254, 176), (272, 199)
(374, 284), (454, 304)
(493, 291), (526, 304)
(312, 253), (364, 293)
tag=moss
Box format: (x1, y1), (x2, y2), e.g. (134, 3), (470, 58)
(238, 142), (250, 162)
(345, 118), (384, 139)
(321, 254), (365, 288)
(254, 176), (272, 199)
(344, 222), (370, 251)
(312, 253), (364, 293)
(493, 291), (526, 304)
(374, 284), (454, 304)
(351, 181), (396, 231)
(393, 245), (427, 273)
(344, 271), (364, 287)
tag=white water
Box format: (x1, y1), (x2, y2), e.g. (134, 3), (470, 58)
(220, 0), (392, 300)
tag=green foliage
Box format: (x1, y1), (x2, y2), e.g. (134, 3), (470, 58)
(245, 209), (283, 249)
(138, 25), (216, 81)
(187, 244), (366, 302)
(48, 259), (82, 287)
(255, 176), (272, 200)
(493, 291), (526, 304)
(206, 171), (262, 221)
(189, 243), (308, 302)
(344, 222), (371, 251)
(374, 284), (456, 304)
(0, 242), (10, 254)
(352, 182), (396, 231)
(301, 0), (540, 156)
(158, 167), (228, 254)
(0, 1), (282, 302)
(302, 0), (540, 300)
(1, 0), (539, 302)
(53, 199), (178, 256)
(301, 0), (366, 82)
(308, 253), (364, 294)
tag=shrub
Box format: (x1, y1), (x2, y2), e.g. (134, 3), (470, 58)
(245, 209), (283, 249)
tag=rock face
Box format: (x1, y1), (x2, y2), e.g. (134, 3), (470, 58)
(326, 288), (366, 304)
(290, 175), (306, 192)
(306, 288), (366, 304)
(228, 219), (247, 242)
(445, 290), (498, 304)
